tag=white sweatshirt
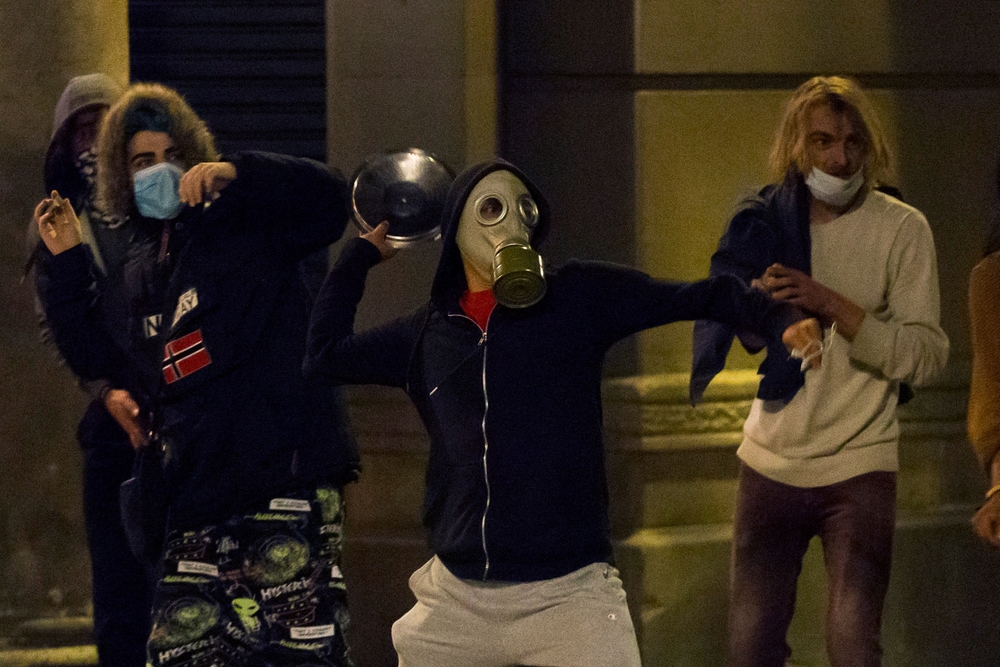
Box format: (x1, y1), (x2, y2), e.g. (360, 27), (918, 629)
(739, 190), (950, 488)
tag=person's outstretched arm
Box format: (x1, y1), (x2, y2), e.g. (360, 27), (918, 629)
(179, 153), (351, 261)
(568, 260), (821, 368)
(304, 222), (423, 388)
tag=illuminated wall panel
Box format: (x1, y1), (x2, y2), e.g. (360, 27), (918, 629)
(635, 0), (1000, 74)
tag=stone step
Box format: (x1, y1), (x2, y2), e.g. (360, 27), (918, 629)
(0, 645), (96, 667)
(614, 506), (1000, 666)
(0, 617), (98, 667)
(15, 618), (94, 648)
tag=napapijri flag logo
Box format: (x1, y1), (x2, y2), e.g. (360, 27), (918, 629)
(172, 287), (199, 327)
(162, 329), (212, 384)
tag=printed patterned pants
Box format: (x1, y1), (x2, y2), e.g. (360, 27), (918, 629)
(148, 484), (352, 667)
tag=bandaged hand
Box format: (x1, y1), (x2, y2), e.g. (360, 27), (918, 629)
(782, 317), (824, 371)
(34, 191), (82, 255)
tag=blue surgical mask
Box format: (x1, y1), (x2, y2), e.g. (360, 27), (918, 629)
(133, 162), (185, 219)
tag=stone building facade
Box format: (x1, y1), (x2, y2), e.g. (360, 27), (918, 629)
(2, 2), (999, 665)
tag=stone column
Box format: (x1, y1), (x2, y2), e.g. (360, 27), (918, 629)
(501, 0), (1000, 664)
(326, 2), (496, 664)
(625, 4), (1000, 660)
(0, 0), (128, 617)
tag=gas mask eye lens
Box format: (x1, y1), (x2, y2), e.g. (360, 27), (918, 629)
(518, 195), (539, 228)
(475, 194), (507, 225)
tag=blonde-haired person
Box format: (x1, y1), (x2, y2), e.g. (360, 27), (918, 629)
(34, 82), (359, 666)
(767, 75), (894, 187)
(969, 165), (1000, 547)
(691, 76), (949, 666)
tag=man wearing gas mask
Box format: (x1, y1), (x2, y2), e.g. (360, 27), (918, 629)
(691, 76), (949, 667)
(305, 158), (822, 667)
(27, 73), (154, 667)
(34, 82), (359, 666)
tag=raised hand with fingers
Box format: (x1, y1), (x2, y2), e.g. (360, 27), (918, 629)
(758, 264), (831, 314)
(360, 220), (398, 262)
(178, 162), (237, 206)
(35, 191), (82, 255)
(757, 263), (866, 340)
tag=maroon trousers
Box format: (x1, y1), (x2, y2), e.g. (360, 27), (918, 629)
(729, 463), (896, 667)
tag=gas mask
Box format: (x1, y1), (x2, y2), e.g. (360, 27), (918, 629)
(133, 161), (184, 220)
(75, 149), (123, 228)
(456, 170), (545, 308)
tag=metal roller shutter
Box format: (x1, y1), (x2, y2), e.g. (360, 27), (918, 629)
(129, 0), (327, 162)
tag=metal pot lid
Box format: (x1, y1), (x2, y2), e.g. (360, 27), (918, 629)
(350, 148), (455, 247)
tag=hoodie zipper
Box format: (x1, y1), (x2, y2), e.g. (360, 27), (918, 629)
(446, 310), (493, 580)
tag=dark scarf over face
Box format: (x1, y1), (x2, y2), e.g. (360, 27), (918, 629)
(73, 149), (125, 229)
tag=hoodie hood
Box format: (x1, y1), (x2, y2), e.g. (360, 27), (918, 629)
(430, 158), (551, 308)
(44, 74), (124, 200)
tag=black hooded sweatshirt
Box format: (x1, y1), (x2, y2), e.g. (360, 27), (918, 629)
(305, 158), (801, 582)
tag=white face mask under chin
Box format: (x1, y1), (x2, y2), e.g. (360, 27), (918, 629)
(805, 167), (865, 208)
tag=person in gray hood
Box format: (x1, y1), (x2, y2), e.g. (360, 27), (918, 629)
(305, 158), (823, 667)
(26, 73), (154, 667)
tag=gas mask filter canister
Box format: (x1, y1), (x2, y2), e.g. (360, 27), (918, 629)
(456, 170), (546, 308)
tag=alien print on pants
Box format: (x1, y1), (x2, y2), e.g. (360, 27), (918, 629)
(147, 484), (351, 666)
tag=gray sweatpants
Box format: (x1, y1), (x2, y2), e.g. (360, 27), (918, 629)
(392, 556), (642, 667)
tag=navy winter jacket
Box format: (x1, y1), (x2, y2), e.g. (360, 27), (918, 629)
(39, 151), (360, 528)
(690, 172), (812, 405)
(689, 170), (910, 406)
(305, 159), (802, 582)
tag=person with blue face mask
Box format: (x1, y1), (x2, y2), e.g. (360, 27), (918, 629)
(692, 76), (950, 667)
(34, 82), (360, 667)
(132, 161), (185, 220)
